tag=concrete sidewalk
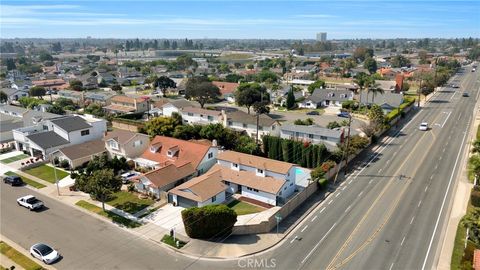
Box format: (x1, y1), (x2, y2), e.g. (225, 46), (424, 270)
(0, 234), (55, 270)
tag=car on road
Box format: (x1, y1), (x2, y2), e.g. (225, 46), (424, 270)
(337, 111), (350, 118)
(17, 195), (44, 210)
(473, 68), (476, 72)
(462, 92), (469, 97)
(30, 243), (60, 264)
(120, 171), (140, 184)
(306, 111), (319, 115)
(450, 84), (459, 88)
(3, 175), (23, 186)
(419, 122), (429, 131)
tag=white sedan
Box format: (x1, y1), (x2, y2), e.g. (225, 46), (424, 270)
(30, 243), (60, 264)
(419, 122), (429, 131)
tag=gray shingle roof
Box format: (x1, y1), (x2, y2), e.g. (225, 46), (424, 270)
(281, 124), (343, 139)
(358, 92), (403, 108)
(307, 89), (353, 103)
(50, 116), (91, 132)
(226, 110), (276, 126)
(26, 131), (69, 149)
(0, 104), (28, 115)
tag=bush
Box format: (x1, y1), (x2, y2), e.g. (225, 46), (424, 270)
(182, 204), (237, 239)
(126, 160), (135, 170)
(471, 188), (480, 207)
(60, 159), (70, 169)
(127, 183), (136, 192)
(53, 157), (59, 166)
(327, 121), (341, 129)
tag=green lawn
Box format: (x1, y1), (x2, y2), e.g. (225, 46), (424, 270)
(75, 200), (142, 228)
(4, 171), (46, 189)
(0, 154), (29, 164)
(23, 165), (69, 183)
(227, 200), (264, 215)
(0, 241), (43, 270)
(106, 191), (154, 214)
(161, 235), (186, 249)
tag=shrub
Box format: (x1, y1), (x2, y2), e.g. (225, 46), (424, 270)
(127, 183), (136, 192)
(182, 204), (237, 239)
(327, 121), (341, 129)
(471, 188), (480, 207)
(53, 157), (59, 166)
(126, 160), (135, 170)
(60, 159), (70, 169)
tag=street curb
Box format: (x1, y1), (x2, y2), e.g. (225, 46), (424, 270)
(0, 234), (57, 270)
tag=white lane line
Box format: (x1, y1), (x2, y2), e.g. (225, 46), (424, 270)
(358, 191), (364, 197)
(439, 156), (443, 161)
(311, 215), (318, 222)
(301, 225), (308, 232)
(389, 262), (395, 270)
(441, 111), (452, 128)
(418, 200), (422, 207)
(328, 200), (333, 205)
(430, 175), (434, 180)
(435, 165), (438, 170)
(422, 117), (471, 270)
(410, 216), (415, 224)
(319, 207), (325, 214)
(290, 237), (297, 244)
(386, 159), (391, 164)
(342, 186), (346, 191)
(378, 168), (383, 173)
(450, 92), (457, 100)
(442, 148), (446, 153)
(393, 151), (398, 155)
(301, 223), (337, 264)
(348, 180), (353, 184)
(345, 205), (352, 213)
(369, 180), (373, 184)
(401, 236), (406, 246)
(425, 186), (428, 192)
(335, 192), (341, 198)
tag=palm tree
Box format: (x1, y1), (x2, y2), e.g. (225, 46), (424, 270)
(461, 208), (480, 245)
(367, 82), (384, 103)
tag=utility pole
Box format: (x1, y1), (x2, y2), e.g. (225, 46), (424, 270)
(53, 163), (60, 196)
(333, 109), (352, 185)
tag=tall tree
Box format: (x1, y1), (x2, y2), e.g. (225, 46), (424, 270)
(89, 169), (122, 211)
(154, 76), (176, 97)
(29, 86), (46, 99)
(367, 83), (384, 103)
(234, 82), (268, 114)
(286, 87), (296, 109)
(363, 57), (378, 74)
(307, 79), (326, 94)
(185, 77), (220, 108)
(0, 91), (7, 103)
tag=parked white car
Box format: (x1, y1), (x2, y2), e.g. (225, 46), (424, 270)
(120, 171), (140, 184)
(17, 195), (44, 210)
(419, 122), (428, 131)
(30, 243), (60, 264)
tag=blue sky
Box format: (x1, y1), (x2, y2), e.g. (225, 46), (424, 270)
(1, 1), (479, 39)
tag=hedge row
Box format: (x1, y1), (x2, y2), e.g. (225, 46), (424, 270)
(182, 204), (237, 239)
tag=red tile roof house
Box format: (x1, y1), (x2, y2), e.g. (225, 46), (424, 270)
(32, 79), (69, 90)
(212, 81), (239, 103)
(168, 150), (299, 208)
(132, 136), (218, 198)
(103, 95), (148, 114)
(474, 249), (480, 270)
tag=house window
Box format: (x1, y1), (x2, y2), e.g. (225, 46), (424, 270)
(308, 134), (314, 139)
(243, 123), (247, 128)
(232, 163), (238, 168)
(109, 140), (119, 150)
(208, 116), (213, 121)
(133, 140), (142, 147)
(257, 169), (263, 174)
(212, 195), (216, 202)
(320, 136), (327, 140)
(208, 152), (213, 159)
(187, 112), (194, 116)
(81, 129), (90, 136)
(228, 121), (233, 126)
(225, 181), (230, 186)
(258, 126), (263, 131)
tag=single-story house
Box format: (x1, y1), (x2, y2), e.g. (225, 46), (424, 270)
(358, 92), (403, 113)
(50, 140), (106, 169)
(299, 89), (354, 109)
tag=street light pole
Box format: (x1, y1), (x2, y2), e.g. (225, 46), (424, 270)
(53, 163), (60, 196)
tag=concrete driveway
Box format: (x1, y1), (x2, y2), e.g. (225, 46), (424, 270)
(143, 203), (188, 236)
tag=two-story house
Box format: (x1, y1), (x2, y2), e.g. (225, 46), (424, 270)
(12, 115), (107, 158)
(280, 124), (344, 150)
(180, 107), (223, 125)
(103, 95), (148, 114)
(169, 150), (297, 208)
(132, 136), (218, 198)
(222, 110), (280, 140)
(103, 130), (150, 160)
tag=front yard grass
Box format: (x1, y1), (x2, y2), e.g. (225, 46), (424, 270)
(106, 191), (154, 214)
(75, 200), (142, 228)
(0, 154), (29, 164)
(161, 235), (186, 249)
(4, 171), (46, 189)
(227, 200), (264, 215)
(23, 165), (69, 183)
(0, 241), (43, 270)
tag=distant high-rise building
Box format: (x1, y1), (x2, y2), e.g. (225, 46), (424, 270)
(316, 32), (327, 42)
